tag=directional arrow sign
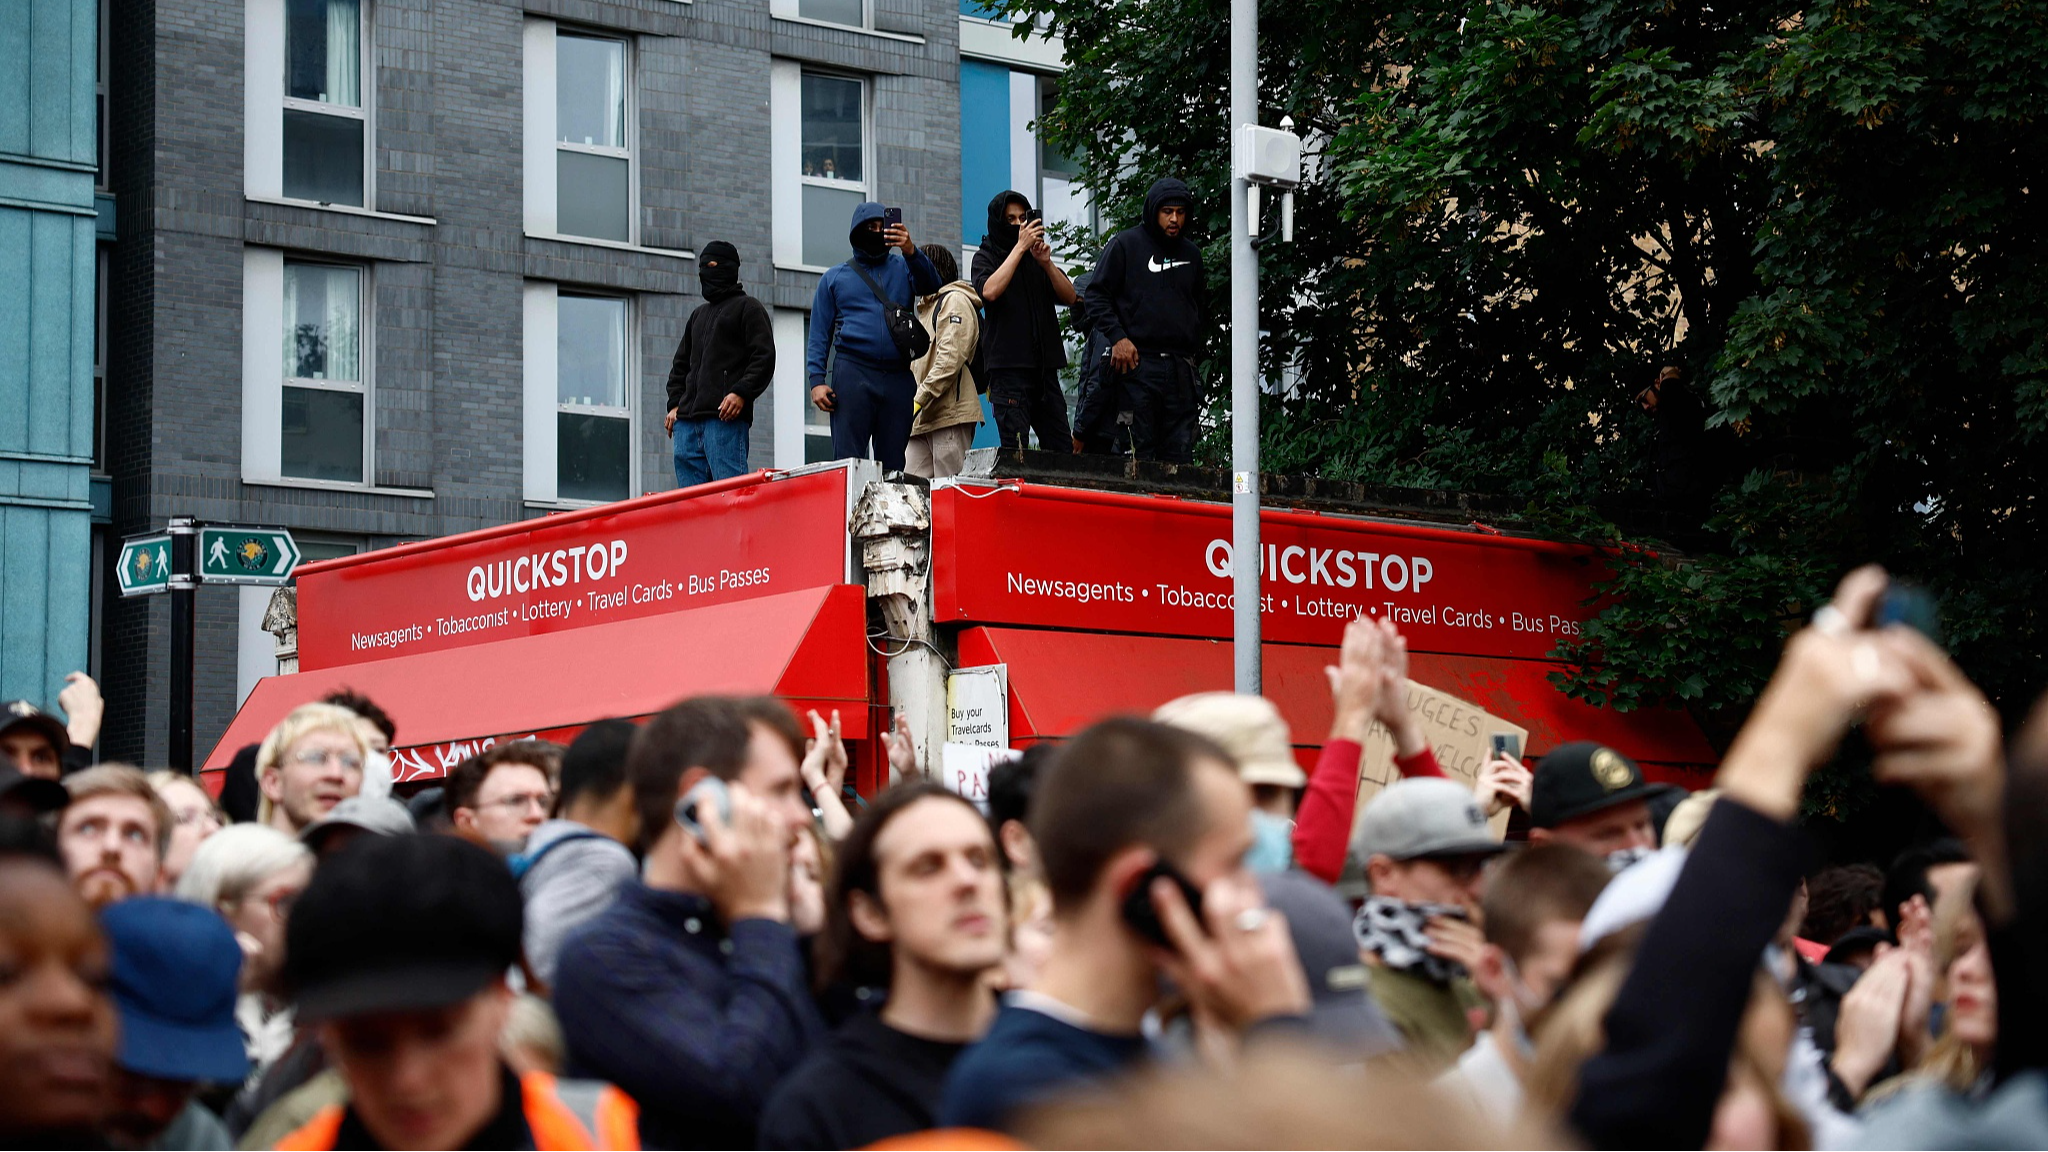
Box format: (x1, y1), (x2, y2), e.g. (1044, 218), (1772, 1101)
(116, 534), (173, 597)
(198, 526), (302, 586)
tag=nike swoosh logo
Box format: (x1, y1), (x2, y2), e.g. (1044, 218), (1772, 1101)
(1147, 256), (1192, 272)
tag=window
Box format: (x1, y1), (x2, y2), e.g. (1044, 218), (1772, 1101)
(1036, 76), (1094, 234)
(242, 250), (373, 486)
(556, 34), (631, 242)
(281, 262), (367, 482)
(246, 0), (368, 205)
(557, 295), (632, 501)
(524, 21), (635, 244)
(770, 309), (830, 468)
(800, 74), (866, 267)
(798, 0), (864, 25)
(523, 283), (636, 504)
(772, 65), (869, 269)
(283, 0), (366, 204)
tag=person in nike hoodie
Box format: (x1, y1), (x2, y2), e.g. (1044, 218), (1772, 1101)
(806, 202), (943, 471)
(1083, 177), (1206, 463)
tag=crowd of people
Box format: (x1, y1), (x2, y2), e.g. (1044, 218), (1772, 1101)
(3, 563), (2044, 1149)
(665, 179), (1206, 486)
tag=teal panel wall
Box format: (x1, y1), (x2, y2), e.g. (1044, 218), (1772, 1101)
(960, 61), (1011, 254)
(0, 0), (99, 710)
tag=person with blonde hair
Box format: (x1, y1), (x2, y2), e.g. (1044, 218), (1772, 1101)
(255, 703), (368, 835)
(147, 769), (224, 891)
(176, 823), (315, 1078)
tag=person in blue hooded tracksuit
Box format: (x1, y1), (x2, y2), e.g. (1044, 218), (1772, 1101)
(806, 202), (943, 471)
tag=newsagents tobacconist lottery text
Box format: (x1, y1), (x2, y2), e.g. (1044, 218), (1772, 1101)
(931, 483), (1606, 662)
(293, 470), (851, 670)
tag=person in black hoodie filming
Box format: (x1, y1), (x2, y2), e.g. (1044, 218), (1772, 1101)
(1083, 177), (1205, 464)
(972, 191), (1080, 454)
(666, 241), (774, 487)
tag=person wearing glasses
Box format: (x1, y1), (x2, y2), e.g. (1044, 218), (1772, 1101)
(255, 703), (369, 837)
(447, 741), (563, 858)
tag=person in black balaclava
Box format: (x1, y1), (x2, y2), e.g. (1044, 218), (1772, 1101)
(667, 241), (775, 487)
(1082, 178), (1205, 464)
(970, 192), (1080, 454)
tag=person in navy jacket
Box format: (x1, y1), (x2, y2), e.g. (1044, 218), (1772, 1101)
(805, 203), (942, 472)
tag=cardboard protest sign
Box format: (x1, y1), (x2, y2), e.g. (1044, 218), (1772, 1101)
(1355, 678), (1526, 839)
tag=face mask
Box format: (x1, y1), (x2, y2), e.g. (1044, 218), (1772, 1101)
(997, 220), (1021, 246)
(1244, 810), (1295, 875)
(1354, 896), (1469, 985)
(1605, 845), (1655, 873)
(699, 262), (740, 295)
(851, 228), (888, 258)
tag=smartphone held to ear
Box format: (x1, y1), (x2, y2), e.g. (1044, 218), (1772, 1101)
(1120, 860), (1205, 950)
(673, 773), (732, 845)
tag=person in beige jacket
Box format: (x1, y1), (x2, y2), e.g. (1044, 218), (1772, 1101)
(906, 244), (984, 479)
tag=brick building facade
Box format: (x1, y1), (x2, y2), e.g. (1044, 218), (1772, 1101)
(101, 0), (1077, 763)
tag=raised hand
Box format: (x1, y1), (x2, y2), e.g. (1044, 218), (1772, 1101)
(1473, 754), (1533, 818)
(800, 709), (853, 840)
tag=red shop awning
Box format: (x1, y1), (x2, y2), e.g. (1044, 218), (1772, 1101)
(955, 627), (1717, 782)
(202, 584), (871, 777)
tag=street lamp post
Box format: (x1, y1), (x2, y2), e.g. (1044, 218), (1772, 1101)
(1229, 0), (1261, 694)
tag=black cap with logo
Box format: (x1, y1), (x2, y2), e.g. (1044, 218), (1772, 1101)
(284, 832), (520, 1022)
(1531, 741), (1657, 829)
(1, 700), (71, 756)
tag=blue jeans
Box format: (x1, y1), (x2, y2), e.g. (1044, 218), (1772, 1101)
(827, 353), (916, 472)
(672, 416), (751, 488)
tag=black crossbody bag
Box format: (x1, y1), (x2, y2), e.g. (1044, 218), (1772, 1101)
(847, 261), (931, 365)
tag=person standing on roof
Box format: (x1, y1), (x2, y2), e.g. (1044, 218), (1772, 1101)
(806, 203), (942, 473)
(666, 241), (774, 489)
(1083, 178), (1205, 463)
(906, 245), (984, 480)
(972, 192), (1079, 454)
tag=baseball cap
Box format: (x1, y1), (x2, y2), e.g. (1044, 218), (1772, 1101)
(284, 833), (521, 1022)
(101, 898), (250, 1083)
(1, 700), (71, 758)
(1152, 693), (1306, 789)
(1530, 742), (1658, 829)
(299, 794), (415, 851)
(1351, 777), (1506, 863)
(0, 763), (69, 814)
(1259, 870), (1400, 1057)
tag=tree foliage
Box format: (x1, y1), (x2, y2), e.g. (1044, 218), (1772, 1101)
(1007, 0), (2048, 816)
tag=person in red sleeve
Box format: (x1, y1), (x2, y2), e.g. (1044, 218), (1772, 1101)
(1291, 614), (1447, 884)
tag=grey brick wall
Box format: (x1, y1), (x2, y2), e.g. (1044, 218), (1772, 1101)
(104, 0), (968, 763)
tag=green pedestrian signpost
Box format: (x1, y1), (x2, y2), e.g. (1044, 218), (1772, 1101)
(116, 535), (173, 597)
(115, 521), (300, 772)
(198, 526), (302, 585)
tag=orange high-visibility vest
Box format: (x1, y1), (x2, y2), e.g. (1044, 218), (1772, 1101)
(274, 1070), (640, 1151)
